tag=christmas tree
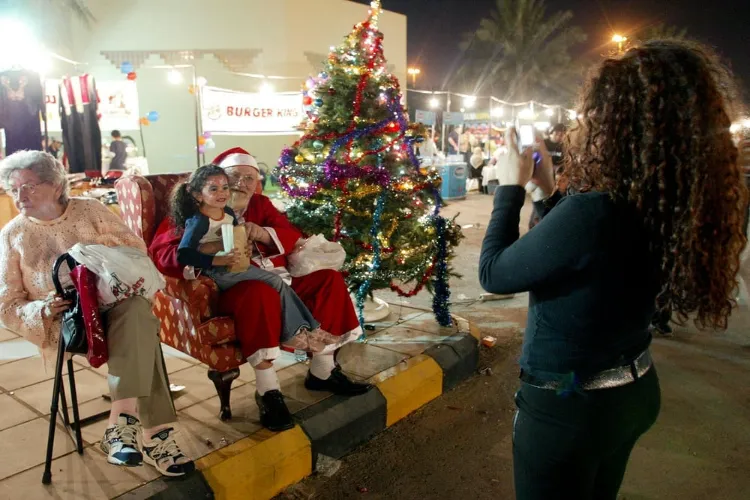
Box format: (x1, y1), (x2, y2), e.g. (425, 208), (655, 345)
(277, 0), (463, 327)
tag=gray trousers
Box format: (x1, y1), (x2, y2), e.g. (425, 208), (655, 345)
(207, 267), (319, 342)
(104, 296), (175, 428)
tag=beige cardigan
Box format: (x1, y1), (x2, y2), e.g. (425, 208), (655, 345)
(0, 198), (145, 360)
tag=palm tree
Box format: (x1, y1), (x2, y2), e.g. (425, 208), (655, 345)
(637, 23), (688, 42)
(455, 0), (587, 103)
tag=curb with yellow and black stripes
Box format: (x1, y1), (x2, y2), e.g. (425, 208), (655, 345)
(121, 316), (479, 500)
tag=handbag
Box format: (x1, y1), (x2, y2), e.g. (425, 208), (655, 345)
(52, 254), (87, 354)
(52, 253), (108, 367)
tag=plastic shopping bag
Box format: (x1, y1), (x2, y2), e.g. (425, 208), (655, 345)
(68, 244), (166, 307)
(287, 234), (346, 278)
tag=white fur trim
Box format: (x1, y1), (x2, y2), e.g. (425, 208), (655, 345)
(247, 346), (281, 367)
(219, 153), (259, 171)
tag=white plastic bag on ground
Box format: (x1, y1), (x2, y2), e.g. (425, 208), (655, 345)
(68, 244), (166, 307)
(287, 235), (346, 278)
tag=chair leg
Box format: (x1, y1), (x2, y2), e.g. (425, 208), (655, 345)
(207, 368), (240, 421)
(58, 379), (71, 429)
(42, 340), (66, 485)
(66, 359), (84, 454)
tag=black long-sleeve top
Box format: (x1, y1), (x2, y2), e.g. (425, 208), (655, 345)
(479, 186), (659, 381)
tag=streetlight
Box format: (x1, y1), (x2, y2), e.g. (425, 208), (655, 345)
(407, 67), (421, 87)
(612, 34), (627, 54)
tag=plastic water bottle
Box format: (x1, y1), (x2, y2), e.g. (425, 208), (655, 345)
(294, 349), (308, 363)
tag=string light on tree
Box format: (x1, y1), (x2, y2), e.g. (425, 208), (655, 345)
(277, 0), (463, 328)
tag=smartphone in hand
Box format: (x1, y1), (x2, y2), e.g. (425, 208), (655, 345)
(518, 125), (535, 148)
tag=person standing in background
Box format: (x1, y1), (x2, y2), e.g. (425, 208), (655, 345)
(448, 124), (462, 155)
(545, 124), (566, 177)
(109, 130), (127, 172)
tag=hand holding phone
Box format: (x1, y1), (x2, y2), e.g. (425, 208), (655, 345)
(518, 125), (535, 148)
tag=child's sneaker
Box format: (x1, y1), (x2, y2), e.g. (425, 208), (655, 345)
(100, 413), (142, 467)
(142, 428), (195, 477)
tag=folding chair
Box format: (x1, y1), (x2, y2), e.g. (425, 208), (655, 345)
(41, 254), (90, 485)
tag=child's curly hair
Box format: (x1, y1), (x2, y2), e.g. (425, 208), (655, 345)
(170, 164), (229, 229)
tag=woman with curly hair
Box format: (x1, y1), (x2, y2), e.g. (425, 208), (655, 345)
(479, 39), (747, 499)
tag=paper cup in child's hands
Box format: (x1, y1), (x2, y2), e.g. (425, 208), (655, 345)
(229, 225), (251, 273)
(221, 224), (235, 253)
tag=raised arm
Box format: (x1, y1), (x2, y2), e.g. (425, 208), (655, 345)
(478, 187), (597, 294)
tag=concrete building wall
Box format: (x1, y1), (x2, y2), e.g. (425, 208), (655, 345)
(55, 0), (406, 174)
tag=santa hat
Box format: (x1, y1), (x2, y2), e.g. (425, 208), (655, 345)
(213, 147), (259, 172)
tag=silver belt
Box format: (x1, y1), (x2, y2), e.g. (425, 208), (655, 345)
(520, 349), (653, 391)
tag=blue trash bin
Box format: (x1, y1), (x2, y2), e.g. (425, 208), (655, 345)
(440, 162), (467, 200)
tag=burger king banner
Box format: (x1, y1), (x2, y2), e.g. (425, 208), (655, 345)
(201, 86), (304, 135)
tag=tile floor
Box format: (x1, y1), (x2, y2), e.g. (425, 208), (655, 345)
(0, 301), (468, 499)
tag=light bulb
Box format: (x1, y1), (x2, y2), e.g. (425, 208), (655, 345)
(167, 70), (184, 85)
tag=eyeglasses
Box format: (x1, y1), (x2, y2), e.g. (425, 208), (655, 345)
(8, 183), (45, 198)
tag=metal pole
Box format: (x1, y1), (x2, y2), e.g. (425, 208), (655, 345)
(442, 93), (451, 155)
(192, 66), (202, 168)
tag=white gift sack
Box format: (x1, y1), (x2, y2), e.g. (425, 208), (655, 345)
(68, 243), (166, 307)
(287, 234), (346, 278)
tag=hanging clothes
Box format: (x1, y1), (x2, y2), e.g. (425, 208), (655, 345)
(0, 69), (44, 155)
(60, 75), (102, 174)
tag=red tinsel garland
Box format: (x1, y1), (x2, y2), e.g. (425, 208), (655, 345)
(390, 258), (437, 297)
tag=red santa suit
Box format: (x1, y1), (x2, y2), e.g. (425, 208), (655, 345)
(149, 149), (361, 367)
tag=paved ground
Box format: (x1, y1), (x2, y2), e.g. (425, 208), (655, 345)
(280, 192), (750, 500)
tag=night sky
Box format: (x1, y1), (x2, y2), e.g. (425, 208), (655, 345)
(354, 0), (750, 99)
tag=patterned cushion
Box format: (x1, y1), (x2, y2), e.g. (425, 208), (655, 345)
(163, 276), (218, 323)
(115, 176), (155, 243)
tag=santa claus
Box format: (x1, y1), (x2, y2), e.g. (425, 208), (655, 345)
(149, 147), (370, 431)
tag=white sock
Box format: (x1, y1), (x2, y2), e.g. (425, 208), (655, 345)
(254, 366), (281, 395)
(310, 352), (336, 380)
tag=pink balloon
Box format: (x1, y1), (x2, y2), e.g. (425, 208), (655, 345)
(198, 145), (206, 154)
(202, 131), (212, 139)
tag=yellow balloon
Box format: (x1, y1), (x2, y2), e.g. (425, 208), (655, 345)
(198, 136), (207, 145)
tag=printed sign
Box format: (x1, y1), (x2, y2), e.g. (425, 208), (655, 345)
(201, 87), (303, 135)
(44, 80), (140, 133)
(415, 109), (436, 126)
(443, 111), (465, 125)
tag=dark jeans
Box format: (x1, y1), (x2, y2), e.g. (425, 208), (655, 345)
(513, 366), (661, 500)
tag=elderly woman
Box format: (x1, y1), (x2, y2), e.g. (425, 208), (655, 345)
(0, 151), (194, 477)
